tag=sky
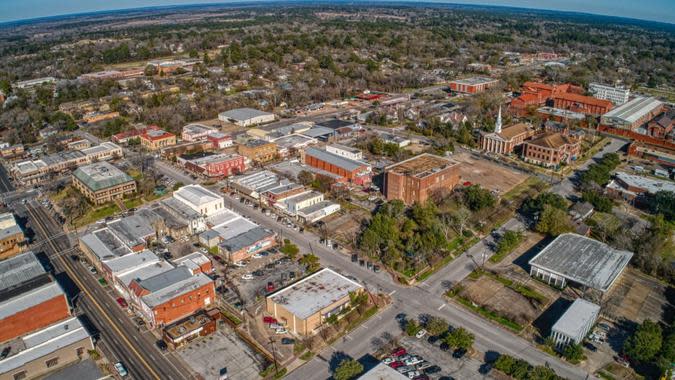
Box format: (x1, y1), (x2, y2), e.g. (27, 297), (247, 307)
(0, 0), (673, 24)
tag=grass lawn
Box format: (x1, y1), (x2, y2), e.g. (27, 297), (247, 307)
(123, 197), (144, 209)
(502, 176), (546, 202)
(73, 203), (120, 227)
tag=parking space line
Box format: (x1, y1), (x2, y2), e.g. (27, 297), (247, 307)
(438, 304), (446, 311)
(389, 290), (397, 296)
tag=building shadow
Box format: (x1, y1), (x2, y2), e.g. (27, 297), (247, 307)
(532, 297), (572, 342)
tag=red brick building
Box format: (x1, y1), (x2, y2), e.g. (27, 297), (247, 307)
(129, 267), (215, 328)
(522, 133), (581, 168)
(552, 92), (613, 116)
(0, 253), (71, 343)
(384, 153), (460, 205)
(181, 153), (246, 178)
(302, 147), (372, 186)
(510, 82), (610, 116)
(448, 77), (500, 94)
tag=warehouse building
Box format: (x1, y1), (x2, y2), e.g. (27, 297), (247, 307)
(600, 96), (665, 131)
(528, 233), (633, 293)
(448, 77), (500, 94)
(384, 153), (460, 205)
(302, 147), (372, 186)
(606, 171), (675, 203)
(72, 162), (136, 205)
(218, 108), (275, 127)
(550, 298), (600, 350)
(266, 268), (363, 335)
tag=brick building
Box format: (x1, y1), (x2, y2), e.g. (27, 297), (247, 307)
(238, 139), (277, 164)
(522, 133), (581, 168)
(0, 213), (24, 260)
(180, 152), (246, 178)
(510, 82), (610, 116)
(384, 153), (460, 205)
(601, 96), (665, 132)
(301, 147), (372, 186)
(72, 162), (137, 205)
(266, 268), (363, 335)
(140, 128), (177, 151)
(448, 77), (500, 94)
(480, 108), (536, 154)
(551, 92), (613, 116)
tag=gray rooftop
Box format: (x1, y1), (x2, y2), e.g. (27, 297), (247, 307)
(219, 226), (274, 253)
(301, 126), (335, 139)
(142, 272), (212, 308)
(219, 108), (273, 121)
(174, 184), (222, 208)
(296, 200), (339, 216)
(609, 171), (675, 195)
(0, 317), (91, 375)
(0, 213), (22, 240)
(602, 96), (663, 124)
(268, 268), (362, 320)
(103, 250), (159, 275)
(450, 76), (498, 85)
(0, 252), (46, 293)
(159, 197), (202, 220)
(80, 228), (132, 261)
(270, 160), (343, 181)
(304, 147), (368, 173)
(137, 266), (193, 293)
(529, 233), (633, 292)
(73, 162), (133, 192)
(552, 298), (600, 341)
(358, 362), (408, 380)
(107, 215), (154, 247)
(118, 261), (174, 287)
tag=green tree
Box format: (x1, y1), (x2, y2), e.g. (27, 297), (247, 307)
(280, 241), (300, 259)
(521, 192), (568, 217)
(334, 359), (364, 380)
(297, 170), (314, 186)
(494, 354), (515, 374)
(444, 327), (474, 350)
(649, 191), (675, 221)
(624, 319), (663, 362)
(405, 320), (421, 336)
(495, 230), (523, 255)
(582, 190), (613, 213)
(562, 343), (584, 363)
(298, 254), (320, 272)
(463, 185), (496, 211)
(535, 205), (573, 236)
(528, 365), (558, 380)
(425, 316), (449, 337)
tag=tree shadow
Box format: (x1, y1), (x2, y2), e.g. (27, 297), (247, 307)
(329, 351), (352, 373)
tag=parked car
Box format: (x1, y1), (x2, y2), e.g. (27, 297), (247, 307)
(452, 348), (467, 359)
(266, 282), (275, 292)
(241, 274), (254, 280)
(366, 262), (373, 270)
(584, 342), (598, 352)
(252, 270), (264, 277)
(406, 370), (421, 379)
(382, 357), (395, 365)
(252, 253), (263, 259)
(351, 254), (358, 263)
(116, 297), (128, 308)
(281, 338), (295, 345)
(415, 329), (428, 339)
(404, 357), (423, 366)
(114, 362), (128, 377)
(424, 365), (441, 374)
(156, 340), (168, 352)
(373, 265), (381, 273)
(391, 347), (407, 357)
(289, 271), (296, 280)
(396, 365), (415, 374)
(233, 261), (247, 267)
(275, 328), (288, 334)
(359, 259), (365, 267)
(389, 361), (404, 369)
(263, 316), (277, 324)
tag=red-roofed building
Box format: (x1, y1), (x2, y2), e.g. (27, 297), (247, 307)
(511, 82), (608, 116)
(140, 128), (177, 151)
(552, 92), (613, 116)
(112, 125), (160, 144)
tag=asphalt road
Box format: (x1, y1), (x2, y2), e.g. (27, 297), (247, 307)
(22, 200), (195, 380)
(0, 164), (15, 193)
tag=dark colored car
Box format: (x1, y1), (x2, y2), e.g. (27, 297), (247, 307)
(351, 254), (358, 263)
(453, 348), (467, 359)
(366, 262), (373, 270)
(389, 361), (404, 369)
(281, 338), (295, 345)
(156, 340), (168, 352)
(584, 342), (598, 352)
(116, 297), (128, 308)
(424, 365), (441, 374)
(289, 271), (296, 280)
(252, 270), (264, 276)
(373, 265), (381, 273)
(359, 259), (365, 267)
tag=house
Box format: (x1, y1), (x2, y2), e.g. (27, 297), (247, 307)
(569, 202), (594, 222)
(218, 108), (275, 127)
(265, 268), (363, 335)
(71, 162), (137, 205)
(384, 153), (460, 205)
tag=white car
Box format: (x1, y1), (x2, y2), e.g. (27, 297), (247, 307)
(382, 357), (395, 365)
(241, 274), (254, 280)
(275, 328), (288, 334)
(200, 247), (208, 253)
(415, 329), (427, 339)
(252, 253), (263, 259)
(114, 362), (128, 377)
(406, 370), (421, 379)
(233, 261), (247, 267)
(269, 323), (285, 329)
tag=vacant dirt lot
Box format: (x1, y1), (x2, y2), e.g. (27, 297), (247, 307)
(323, 207), (370, 247)
(604, 269), (673, 324)
(453, 153), (529, 195)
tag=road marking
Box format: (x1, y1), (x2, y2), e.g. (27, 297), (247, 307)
(388, 290), (397, 296)
(438, 304), (446, 311)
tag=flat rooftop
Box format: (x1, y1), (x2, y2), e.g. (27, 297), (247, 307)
(328, 144), (361, 154)
(174, 184), (222, 207)
(385, 153), (457, 178)
(219, 108), (273, 121)
(142, 271), (212, 308)
(219, 226), (274, 253)
(610, 171), (675, 195)
(529, 233), (633, 292)
(73, 162), (133, 192)
(0, 252), (47, 294)
(80, 142), (121, 156)
(552, 298), (600, 340)
(450, 76), (498, 86)
(80, 227), (132, 261)
(268, 268), (362, 320)
(103, 249), (159, 275)
(305, 147), (368, 173)
(358, 362), (408, 380)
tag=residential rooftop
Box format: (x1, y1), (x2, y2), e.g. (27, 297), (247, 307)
(552, 298), (601, 340)
(72, 162), (133, 192)
(529, 233), (633, 292)
(385, 153), (457, 178)
(268, 268), (362, 320)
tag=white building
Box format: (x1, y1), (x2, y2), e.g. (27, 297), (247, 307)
(588, 83), (630, 105)
(551, 298), (600, 349)
(278, 191), (324, 214)
(181, 123), (217, 142)
(326, 144), (363, 161)
(173, 184), (225, 217)
(218, 108), (276, 127)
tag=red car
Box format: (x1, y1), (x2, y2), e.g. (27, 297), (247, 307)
(263, 316), (277, 324)
(116, 297), (128, 308)
(391, 347), (407, 357)
(388, 361), (404, 369)
(266, 282), (275, 292)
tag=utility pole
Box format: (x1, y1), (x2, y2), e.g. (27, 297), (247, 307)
(268, 337), (279, 376)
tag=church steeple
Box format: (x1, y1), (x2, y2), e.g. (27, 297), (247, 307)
(495, 106), (502, 134)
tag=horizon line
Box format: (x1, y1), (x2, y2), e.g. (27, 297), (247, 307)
(0, 1), (673, 27)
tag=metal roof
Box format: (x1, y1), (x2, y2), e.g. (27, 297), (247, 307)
(141, 272), (212, 308)
(529, 233), (633, 292)
(103, 250), (159, 275)
(316, 119), (355, 130)
(72, 162), (133, 192)
(219, 226), (274, 253)
(358, 362), (408, 380)
(268, 268), (362, 320)
(304, 147), (368, 173)
(551, 298), (600, 342)
(450, 76), (498, 86)
(219, 108), (273, 121)
(0, 317), (91, 374)
(117, 261), (174, 288)
(301, 126), (335, 139)
(174, 184), (222, 208)
(107, 214), (155, 247)
(609, 171), (675, 195)
(0, 252), (46, 292)
(601, 96), (663, 124)
(79, 228), (132, 261)
(137, 266), (193, 293)
(0, 282), (64, 320)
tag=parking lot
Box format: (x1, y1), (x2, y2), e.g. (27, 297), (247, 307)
(177, 329), (266, 380)
(380, 335), (495, 380)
